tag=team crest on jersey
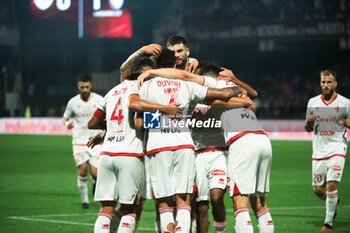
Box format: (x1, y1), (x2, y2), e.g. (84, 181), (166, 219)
(144, 111), (161, 129)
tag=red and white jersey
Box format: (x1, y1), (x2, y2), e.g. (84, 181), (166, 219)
(63, 92), (103, 145)
(306, 93), (350, 159)
(95, 80), (143, 157)
(139, 77), (208, 154)
(203, 76), (267, 147)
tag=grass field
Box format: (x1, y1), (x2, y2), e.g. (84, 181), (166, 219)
(0, 134), (349, 233)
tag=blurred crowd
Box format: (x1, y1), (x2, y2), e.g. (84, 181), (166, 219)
(153, 0), (350, 42)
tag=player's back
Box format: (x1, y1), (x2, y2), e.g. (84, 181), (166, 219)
(203, 77), (266, 146)
(98, 80), (143, 156)
(140, 76), (208, 154)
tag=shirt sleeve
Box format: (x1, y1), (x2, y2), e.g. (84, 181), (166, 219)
(202, 76), (217, 88)
(63, 99), (73, 118)
(305, 99), (312, 122)
(346, 99), (350, 118)
(186, 81), (209, 102)
(139, 80), (151, 100)
(127, 82), (140, 97)
(97, 92), (108, 113)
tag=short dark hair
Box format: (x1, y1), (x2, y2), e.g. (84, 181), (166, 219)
(166, 35), (188, 48)
(320, 69), (337, 80)
(156, 48), (176, 68)
(198, 62), (221, 78)
(77, 74), (92, 83)
(131, 56), (155, 74)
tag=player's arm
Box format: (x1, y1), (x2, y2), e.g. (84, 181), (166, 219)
(343, 119), (350, 128)
(87, 131), (106, 148)
(209, 97), (256, 113)
(128, 94), (183, 116)
(218, 67), (258, 99)
(134, 112), (144, 131)
(137, 68), (204, 88)
(204, 86), (247, 102)
(120, 44), (162, 82)
(62, 117), (74, 129)
(88, 108), (107, 130)
(304, 114), (318, 132)
(304, 100), (318, 132)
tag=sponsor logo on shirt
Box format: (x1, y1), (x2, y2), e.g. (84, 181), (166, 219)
(211, 169), (226, 176)
(332, 165), (342, 171)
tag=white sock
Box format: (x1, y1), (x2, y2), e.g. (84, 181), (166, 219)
(77, 176), (89, 203)
(214, 221), (226, 233)
(191, 218), (197, 233)
(94, 212), (112, 233)
(256, 208), (274, 233)
(175, 204), (191, 232)
(117, 214), (136, 233)
(325, 190), (338, 226)
(234, 208), (253, 233)
(159, 207), (175, 233)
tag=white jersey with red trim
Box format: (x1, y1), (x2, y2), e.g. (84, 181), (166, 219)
(97, 80), (143, 157)
(139, 77), (208, 154)
(306, 93), (350, 159)
(203, 76), (266, 147)
(63, 92), (103, 144)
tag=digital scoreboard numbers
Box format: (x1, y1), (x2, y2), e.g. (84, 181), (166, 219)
(31, 0), (132, 38)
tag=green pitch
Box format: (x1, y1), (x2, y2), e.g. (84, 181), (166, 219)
(0, 135), (349, 233)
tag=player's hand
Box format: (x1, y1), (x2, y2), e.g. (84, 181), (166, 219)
(218, 67), (238, 82)
(66, 122), (74, 129)
(141, 44), (162, 58)
(307, 114), (319, 123)
(163, 102), (183, 118)
(187, 58), (199, 73)
(137, 70), (156, 89)
(87, 131), (105, 148)
(343, 118), (350, 128)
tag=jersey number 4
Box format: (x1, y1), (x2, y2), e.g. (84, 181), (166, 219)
(110, 98), (124, 124)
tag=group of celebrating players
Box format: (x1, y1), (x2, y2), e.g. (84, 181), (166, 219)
(62, 34), (350, 233)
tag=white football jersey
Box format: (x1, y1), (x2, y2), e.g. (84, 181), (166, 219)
(139, 77), (208, 154)
(306, 93), (350, 159)
(97, 80), (143, 157)
(63, 92), (103, 144)
(203, 77), (266, 146)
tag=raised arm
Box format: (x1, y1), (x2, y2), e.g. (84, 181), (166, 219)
(219, 67), (258, 99)
(120, 44), (162, 82)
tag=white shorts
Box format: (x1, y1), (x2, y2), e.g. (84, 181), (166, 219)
(149, 148), (195, 199)
(227, 134), (272, 197)
(195, 150), (227, 202)
(72, 144), (100, 167)
(312, 155), (345, 186)
(94, 155), (144, 204)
